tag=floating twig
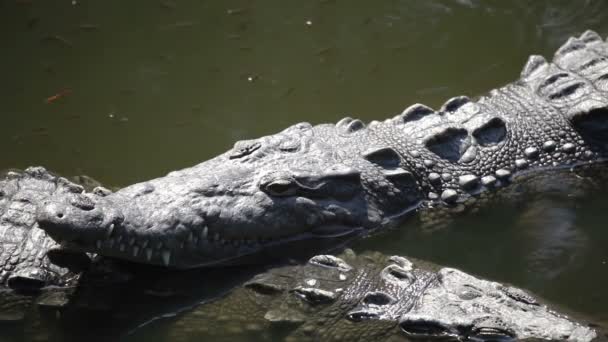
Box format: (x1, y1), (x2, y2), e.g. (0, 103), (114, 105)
(45, 89), (71, 104)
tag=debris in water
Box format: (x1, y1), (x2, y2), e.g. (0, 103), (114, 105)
(315, 47), (331, 55)
(45, 89), (72, 104)
(41, 35), (73, 47)
(227, 8), (250, 15)
(160, 21), (195, 30)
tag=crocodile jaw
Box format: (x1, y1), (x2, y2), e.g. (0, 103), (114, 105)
(36, 190), (374, 269)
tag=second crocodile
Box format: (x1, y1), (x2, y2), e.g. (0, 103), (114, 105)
(154, 250), (600, 341)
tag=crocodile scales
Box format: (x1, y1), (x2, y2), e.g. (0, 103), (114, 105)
(36, 30), (608, 269)
(0, 171), (600, 341)
(0, 167), (97, 290)
(160, 250), (599, 342)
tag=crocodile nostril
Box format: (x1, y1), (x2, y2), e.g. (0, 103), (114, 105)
(56, 212), (64, 219)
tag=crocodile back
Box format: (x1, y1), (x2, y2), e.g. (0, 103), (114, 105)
(362, 30), (608, 206)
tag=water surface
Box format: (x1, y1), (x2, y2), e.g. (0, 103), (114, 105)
(1, 0), (607, 341)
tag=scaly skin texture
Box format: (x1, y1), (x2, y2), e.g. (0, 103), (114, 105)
(161, 250), (599, 342)
(36, 31), (608, 268)
(0, 167), (119, 338)
(0, 167), (106, 291)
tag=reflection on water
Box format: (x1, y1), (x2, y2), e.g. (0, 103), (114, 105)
(1, 0), (608, 341)
(519, 199), (588, 281)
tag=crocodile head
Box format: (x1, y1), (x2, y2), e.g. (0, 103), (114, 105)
(161, 251), (598, 341)
(37, 122), (424, 268)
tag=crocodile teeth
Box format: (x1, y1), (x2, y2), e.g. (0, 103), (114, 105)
(141, 240), (148, 248)
(128, 237), (135, 246)
(106, 224), (115, 238)
(145, 248), (153, 261)
(202, 226), (208, 239)
(187, 232), (194, 243)
(133, 246), (139, 257)
(213, 233), (220, 241)
(95, 240), (102, 249)
(119, 244), (125, 252)
(161, 250), (171, 266)
(107, 238), (115, 249)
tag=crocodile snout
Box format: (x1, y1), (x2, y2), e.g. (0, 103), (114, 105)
(36, 201), (79, 240)
(36, 194), (121, 245)
(39, 201), (68, 222)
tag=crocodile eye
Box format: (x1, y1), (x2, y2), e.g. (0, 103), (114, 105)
(469, 327), (515, 341)
(230, 140), (261, 159)
(279, 138), (300, 152)
(263, 179), (297, 197)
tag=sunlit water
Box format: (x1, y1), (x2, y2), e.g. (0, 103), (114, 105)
(1, 0), (607, 341)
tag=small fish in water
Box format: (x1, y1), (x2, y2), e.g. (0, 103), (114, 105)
(45, 89), (72, 104)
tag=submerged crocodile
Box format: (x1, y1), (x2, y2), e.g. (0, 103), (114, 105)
(0, 245), (602, 341)
(156, 250), (600, 342)
(35, 30), (608, 269)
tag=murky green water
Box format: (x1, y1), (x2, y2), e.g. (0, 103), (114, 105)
(1, 0), (608, 341)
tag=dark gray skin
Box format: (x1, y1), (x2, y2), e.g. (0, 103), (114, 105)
(36, 30), (608, 268)
(158, 250), (600, 342)
(0, 167), (132, 330)
(0, 167), (102, 291)
(0, 250), (601, 341)
(1, 169), (599, 340)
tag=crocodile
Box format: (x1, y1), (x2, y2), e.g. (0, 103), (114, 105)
(153, 250), (601, 342)
(36, 30), (608, 268)
(0, 167), (129, 325)
(0, 248), (602, 341)
(0, 167), (100, 292)
(0, 169), (602, 340)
